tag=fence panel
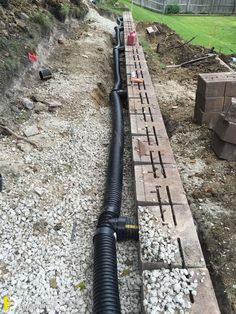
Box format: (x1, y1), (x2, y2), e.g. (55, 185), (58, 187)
(134, 0), (236, 14)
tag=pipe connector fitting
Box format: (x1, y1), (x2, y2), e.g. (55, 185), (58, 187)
(109, 217), (139, 242)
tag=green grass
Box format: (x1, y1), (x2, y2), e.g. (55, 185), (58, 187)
(101, 0), (236, 54)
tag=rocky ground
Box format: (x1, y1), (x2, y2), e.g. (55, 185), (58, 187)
(1, 2), (236, 314)
(0, 0), (88, 96)
(0, 7), (141, 314)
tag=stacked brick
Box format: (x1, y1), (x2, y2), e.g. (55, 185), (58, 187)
(194, 72), (236, 129)
(212, 98), (236, 161)
(123, 11), (220, 314)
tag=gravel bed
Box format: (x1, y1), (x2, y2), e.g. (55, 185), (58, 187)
(143, 268), (206, 314)
(139, 207), (178, 265)
(0, 8), (141, 313)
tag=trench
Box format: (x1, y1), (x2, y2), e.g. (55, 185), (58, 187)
(0, 8), (142, 314)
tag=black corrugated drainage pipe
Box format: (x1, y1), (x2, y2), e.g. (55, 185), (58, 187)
(93, 20), (139, 314)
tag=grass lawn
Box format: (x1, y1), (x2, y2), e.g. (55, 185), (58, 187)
(100, 0), (236, 54)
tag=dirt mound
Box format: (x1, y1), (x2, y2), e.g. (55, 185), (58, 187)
(137, 22), (227, 76)
(0, 0), (88, 96)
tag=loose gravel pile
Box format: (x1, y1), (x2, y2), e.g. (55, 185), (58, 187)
(139, 207), (178, 264)
(0, 8), (141, 314)
(143, 269), (205, 314)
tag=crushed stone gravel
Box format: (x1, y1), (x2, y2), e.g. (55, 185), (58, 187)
(0, 7), (141, 314)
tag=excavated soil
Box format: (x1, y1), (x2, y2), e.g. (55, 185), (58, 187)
(137, 21), (236, 314)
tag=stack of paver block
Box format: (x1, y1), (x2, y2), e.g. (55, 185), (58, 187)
(194, 72), (236, 129)
(212, 98), (236, 161)
(123, 11), (221, 314)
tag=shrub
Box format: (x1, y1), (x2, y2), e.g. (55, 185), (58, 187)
(60, 4), (70, 21)
(165, 4), (180, 14)
(31, 11), (53, 34)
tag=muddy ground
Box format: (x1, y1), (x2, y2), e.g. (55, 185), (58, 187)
(136, 22), (236, 314)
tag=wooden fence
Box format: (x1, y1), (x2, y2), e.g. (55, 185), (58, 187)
(133, 0), (236, 14)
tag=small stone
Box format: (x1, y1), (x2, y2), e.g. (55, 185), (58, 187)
(34, 187), (46, 196)
(0, 21), (5, 28)
(11, 105), (21, 114)
(23, 125), (39, 137)
(21, 98), (34, 110)
(58, 35), (65, 44)
(16, 19), (26, 29)
(34, 102), (48, 113)
(19, 12), (29, 20)
(53, 223), (63, 231)
(17, 141), (31, 153)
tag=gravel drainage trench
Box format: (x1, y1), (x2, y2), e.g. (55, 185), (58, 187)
(0, 8), (141, 314)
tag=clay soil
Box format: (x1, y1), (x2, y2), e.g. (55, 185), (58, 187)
(137, 22), (236, 314)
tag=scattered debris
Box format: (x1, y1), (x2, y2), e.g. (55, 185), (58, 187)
(131, 71), (144, 83)
(0, 124), (38, 147)
(166, 54), (217, 68)
(28, 51), (37, 62)
(49, 277), (58, 289)
(164, 35), (197, 53)
(39, 68), (52, 80)
(146, 25), (159, 37)
(74, 281), (86, 290)
(23, 125), (40, 137)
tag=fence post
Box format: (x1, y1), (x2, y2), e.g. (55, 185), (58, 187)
(210, 0), (215, 14)
(185, 0), (190, 13)
(163, 0), (167, 13)
(233, 0), (236, 14)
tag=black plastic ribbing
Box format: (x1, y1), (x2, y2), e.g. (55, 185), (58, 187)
(93, 20), (124, 314)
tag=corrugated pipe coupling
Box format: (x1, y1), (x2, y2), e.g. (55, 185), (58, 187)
(109, 217), (139, 242)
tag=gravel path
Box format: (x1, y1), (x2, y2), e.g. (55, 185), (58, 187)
(0, 8), (141, 314)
